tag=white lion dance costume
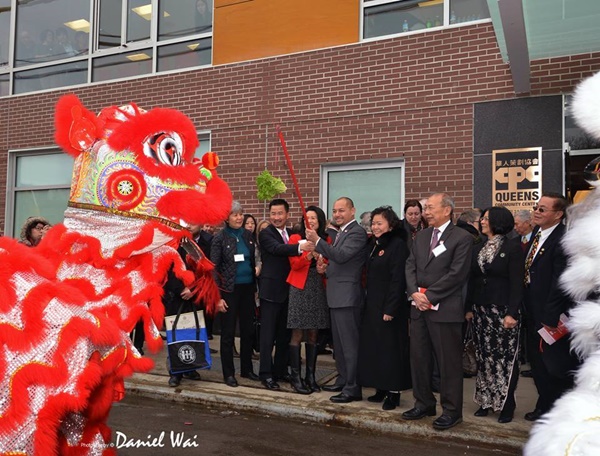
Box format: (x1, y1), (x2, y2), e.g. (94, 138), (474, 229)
(524, 72), (600, 454)
(0, 95), (232, 455)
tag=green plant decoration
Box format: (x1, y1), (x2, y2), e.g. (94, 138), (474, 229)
(256, 170), (287, 201)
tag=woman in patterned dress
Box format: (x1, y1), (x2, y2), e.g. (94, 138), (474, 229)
(467, 206), (524, 423)
(286, 206), (330, 394)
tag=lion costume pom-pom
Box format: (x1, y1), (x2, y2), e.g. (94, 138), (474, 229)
(524, 72), (600, 456)
(0, 95), (231, 455)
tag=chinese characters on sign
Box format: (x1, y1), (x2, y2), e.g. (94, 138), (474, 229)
(492, 147), (542, 211)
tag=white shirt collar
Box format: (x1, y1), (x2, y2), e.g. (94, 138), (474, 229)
(433, 219), (452, 236)
(339, 219), (357, 232)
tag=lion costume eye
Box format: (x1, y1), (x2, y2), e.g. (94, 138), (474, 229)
(143, 132), (183, 166)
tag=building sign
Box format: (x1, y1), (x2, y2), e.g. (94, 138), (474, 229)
(492, 147), (542, 211)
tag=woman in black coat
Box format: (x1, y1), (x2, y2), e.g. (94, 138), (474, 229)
(467, 206), (524, 423)
(358, 206), (411, 410)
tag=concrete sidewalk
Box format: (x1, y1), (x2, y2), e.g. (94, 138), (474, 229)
(125, 337), (534, 454)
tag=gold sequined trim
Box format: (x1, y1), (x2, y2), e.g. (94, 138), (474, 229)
(67, 202), (184, 230)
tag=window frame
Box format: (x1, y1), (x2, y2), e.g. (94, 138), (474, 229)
(2, 0), (214, 97)
(5, 147), (74, 237)
(360, 0), (491, 42)
(320, 159), (406, 219)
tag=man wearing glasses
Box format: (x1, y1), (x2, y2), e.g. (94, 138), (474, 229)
(523, 192), (578, 422)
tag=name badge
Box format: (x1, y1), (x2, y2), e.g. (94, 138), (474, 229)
(234, 254), (245, 262)
(432, 243), (447, 257)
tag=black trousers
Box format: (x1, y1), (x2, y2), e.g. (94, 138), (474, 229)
(220, 283), (256, 379)
(259, 299), (291, 380)
(526, 322), (573, 412)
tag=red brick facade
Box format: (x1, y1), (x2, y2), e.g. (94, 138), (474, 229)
(2, 22), (600, 227)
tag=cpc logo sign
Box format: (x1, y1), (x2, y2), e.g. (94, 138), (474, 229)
(494, 165), (541, 191)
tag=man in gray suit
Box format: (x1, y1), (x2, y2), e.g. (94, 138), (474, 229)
(402, 193), (473, 430)
(306, 197), (367, 403)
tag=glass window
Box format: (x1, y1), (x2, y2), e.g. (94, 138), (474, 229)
(0, 0), (10, 67)
(15, 0), (90, 67)
(195, 132), (211, 159)
(0, 73), (8, 97)
(9, 152), (74, 238)
(13, 61), (88, 94)
(321, 162), (404, 222)
(449, 0), (490, 24)
(128, 0), (152, 43)
(16, 154), (74, 187)
(157, 38), (211, 72)
(92, 48), (153, 83)
(98, 0), (122, 49)
(364, 1), (443, 39)
(158, 0), (213, 41)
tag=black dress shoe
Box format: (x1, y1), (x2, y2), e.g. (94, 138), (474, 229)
(524, 409), (544, 421)
(498, 413), (513, 424)
(261, 378), (280, 390)
(433, 414), (463, 430)
(382, 392), (400, 411)
(521, 369), (533, 378)
(209, 348), (218, 354)
(474, 407), (489, 417)
(401, 407), (437, 420)
(241, 371), (260, 381)
(322, 384), (343, 392)
(168, 375), (182, 387)
(330, 392), (362, 403)
(183, 371), (201, 381)
(224, 376), (239, 387)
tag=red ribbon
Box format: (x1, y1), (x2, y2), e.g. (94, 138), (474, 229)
(276, 126), (309, 227)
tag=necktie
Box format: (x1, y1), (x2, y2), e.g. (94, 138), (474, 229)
(281, 229), (289, 244)
(522, 235), (528, 244)
(333, 231), (342, 246)
(524, 231), (541, 285)
(429, 228), (440, 258)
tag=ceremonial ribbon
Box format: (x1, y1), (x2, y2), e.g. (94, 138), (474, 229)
(276, 125), (309, 227)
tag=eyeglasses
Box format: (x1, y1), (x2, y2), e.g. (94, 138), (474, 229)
(532, 206), (557, 214)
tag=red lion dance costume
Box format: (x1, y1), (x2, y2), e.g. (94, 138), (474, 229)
(0, 95), (232, 455)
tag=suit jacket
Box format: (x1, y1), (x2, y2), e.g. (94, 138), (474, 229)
(466, 237), (524, 319)
(315, 220), (367, 309)
(405, 223), (473, 323)
(525, 224), (572, 328)
(525, 223), (577, 377)
(258, 224), (300, 303)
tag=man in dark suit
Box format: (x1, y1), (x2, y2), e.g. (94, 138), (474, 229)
(258, 198), (307, 390)
(306, 197), (368, 403)
(523, 192), (577, 421)
(514, 209), (534, 253)
(402, 193), (473, 430)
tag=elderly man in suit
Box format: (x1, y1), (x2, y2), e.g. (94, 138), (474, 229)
(306, 197), (368, 403)
(523, 192), (578, 421)
(258, 198), (309, 390)
(402, 193), (473, 430)
(514, 209), (534, 252)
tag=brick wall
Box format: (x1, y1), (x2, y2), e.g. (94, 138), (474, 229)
(2, 22), (600, 229)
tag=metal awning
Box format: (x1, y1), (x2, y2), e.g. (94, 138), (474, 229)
(488, 0), (600, 93)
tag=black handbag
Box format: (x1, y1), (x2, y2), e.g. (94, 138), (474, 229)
(462, 321), (477, 376)
(166, 304), (211, 374)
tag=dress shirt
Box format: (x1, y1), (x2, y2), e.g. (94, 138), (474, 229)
(529, 223), (560, 261)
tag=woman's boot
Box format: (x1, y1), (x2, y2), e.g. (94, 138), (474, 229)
(304, 343), (321, 392)
(382, 392), (400, 410)
(289, 345), (311, 395)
